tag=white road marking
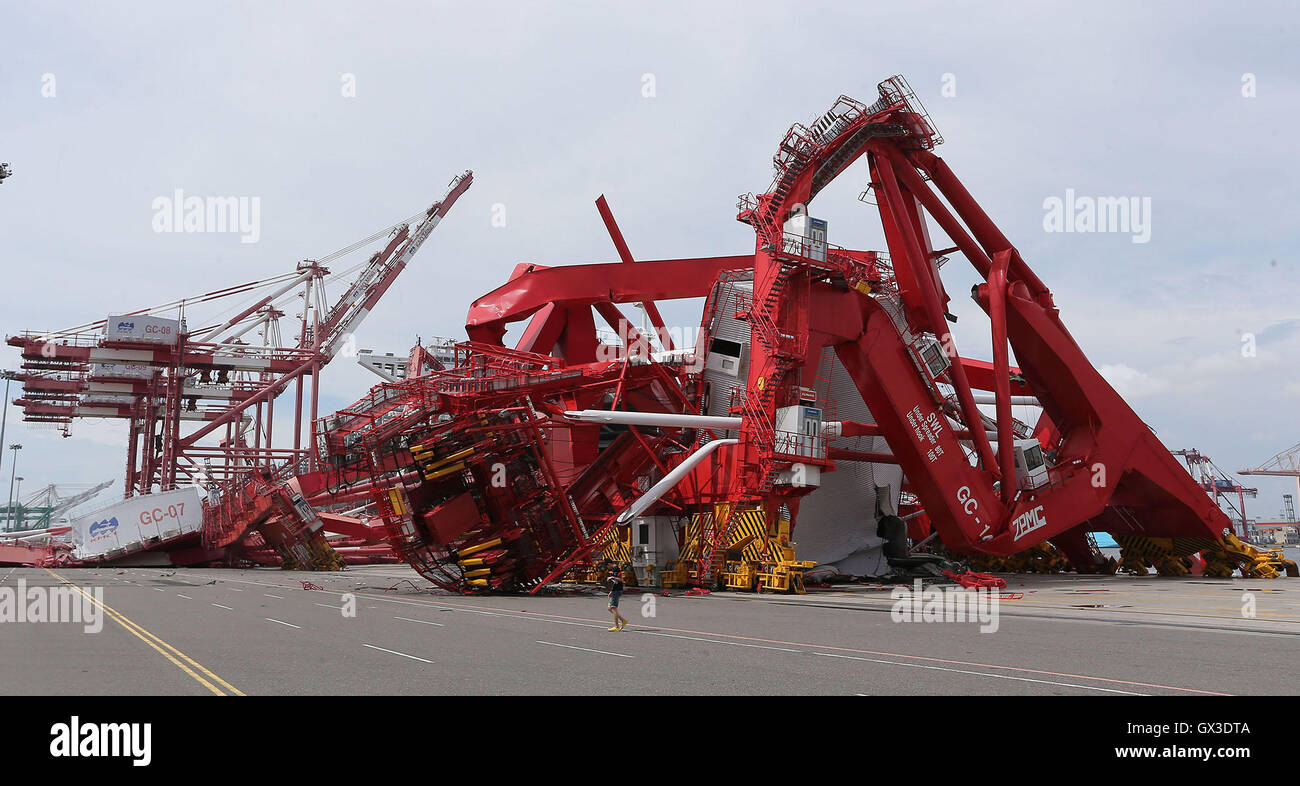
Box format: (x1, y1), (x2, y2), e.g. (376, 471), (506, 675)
(443, 607), (499, 616)
(264, 593), (284, 599)
(154, 588), (165, 592)
(266, 618), (301, 629)
(506, 616), (604, 630)
(177, 594), (192, 599)
(314, 602), (344, 610)
(640, 630), (802, 653)
(214, 577), (1204, 692)
(362, 643), (433, 664)
(211, 603), (233, 610)
(537, 640), (634, 658)
(362, 596), (607, 630)
(229, 588), (243, 592)
(812, 652), (1148, 695)
(394, 616), (444, 627)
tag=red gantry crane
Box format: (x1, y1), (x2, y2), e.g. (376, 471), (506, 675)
(5, 172), (471, 566)
(1171, 448), (1257, 540)
(1241, 441), (1300, 501)
(1241, 443), (1300, 544)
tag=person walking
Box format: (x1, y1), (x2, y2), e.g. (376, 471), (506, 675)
(606, 566), (628, 631)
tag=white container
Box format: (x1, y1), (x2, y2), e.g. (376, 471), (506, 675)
(70, 486), (202, 560)
(104, 315), (182, 346)
(90, 363), (154, 380)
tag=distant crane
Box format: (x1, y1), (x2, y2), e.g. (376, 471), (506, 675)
(7, 171), (472, 497)
(1240, 441), (1300, 525)
(1241, 441), (1300, 489)
(1172, 449), (1257, 539)
(16, 480), (114, 530)
(1251, 494), (1299, 547)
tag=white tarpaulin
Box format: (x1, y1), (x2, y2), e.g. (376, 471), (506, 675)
(70, 487), (202, 560)
(793, 348), (902, 577)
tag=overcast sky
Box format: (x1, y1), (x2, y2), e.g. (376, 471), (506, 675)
(2, 0), (1297, 519)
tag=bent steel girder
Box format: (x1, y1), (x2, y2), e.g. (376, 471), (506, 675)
(731, 76), (1230, 561)
(464, 255), (754, 345)
(877, 143), (1228, 547)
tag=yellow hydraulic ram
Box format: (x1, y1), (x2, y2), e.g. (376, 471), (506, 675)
(459, 538), (503, 558)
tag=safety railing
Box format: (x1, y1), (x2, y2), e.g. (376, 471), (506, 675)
(876, 75), (943, 149)
(770, 428), (830, 462)
(7, 331), (103, 348)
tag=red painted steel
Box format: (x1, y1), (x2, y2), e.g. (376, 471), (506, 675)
(290, 77), (1249, 591)
(7, 78), (1260, 583)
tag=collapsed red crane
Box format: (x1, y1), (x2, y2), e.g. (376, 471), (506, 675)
(17, 78), (1288, 583)
(283, 76), (1291, 591)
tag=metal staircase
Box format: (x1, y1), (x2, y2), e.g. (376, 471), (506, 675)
(693, 504), (743, 588)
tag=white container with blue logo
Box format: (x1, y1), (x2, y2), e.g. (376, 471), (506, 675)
(103, 314), (182, 346)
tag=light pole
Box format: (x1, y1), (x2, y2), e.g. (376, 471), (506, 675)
(12, 477), (21, 531)
(6, 444), (21, 533)
(0, 370), (17, 478)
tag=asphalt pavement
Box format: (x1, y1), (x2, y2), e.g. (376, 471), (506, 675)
(2, 565), (1295, 696)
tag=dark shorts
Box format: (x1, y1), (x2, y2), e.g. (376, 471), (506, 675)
(608, 591), (623, 608)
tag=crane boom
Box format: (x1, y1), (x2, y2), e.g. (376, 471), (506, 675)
(48, 480), (114, 517)
(322, 171), (473, 359)
(7, 169), (472, 498)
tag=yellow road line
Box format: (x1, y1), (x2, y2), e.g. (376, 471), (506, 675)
(46, 569), (244, 697)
